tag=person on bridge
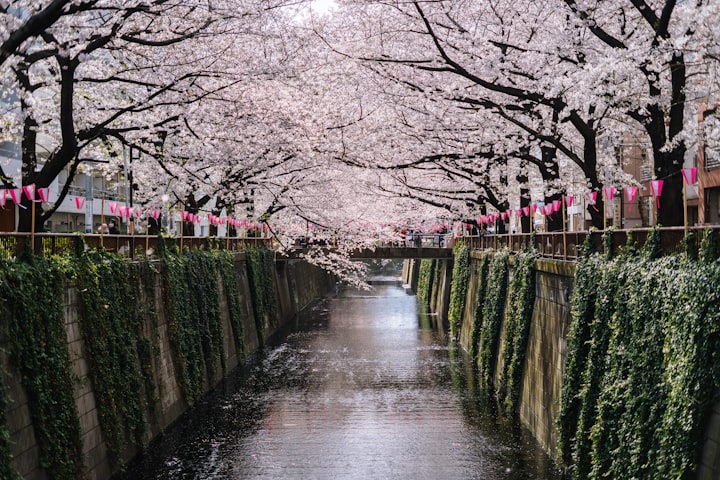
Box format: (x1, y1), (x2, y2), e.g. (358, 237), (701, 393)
(413, 232), (421, 247)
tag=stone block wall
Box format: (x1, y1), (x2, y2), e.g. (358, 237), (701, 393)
(415, 252), (720, 478)
(518, 260), (574, 459)
(699, 402), (720, 479)
(450, 254), (575, 464)
(3, 254), (334, 480)
(452, 255), (574, 461)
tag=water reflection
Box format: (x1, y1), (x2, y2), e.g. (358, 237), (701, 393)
(118, 280), (561, 480)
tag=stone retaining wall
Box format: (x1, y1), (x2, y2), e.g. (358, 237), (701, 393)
(415, 254), (720, 478)
(4, 255), (334, 480)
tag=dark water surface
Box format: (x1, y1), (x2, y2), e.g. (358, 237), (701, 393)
(119, 280), (562, 480)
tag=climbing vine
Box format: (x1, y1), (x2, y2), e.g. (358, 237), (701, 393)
(478, 251), (509, 384)
(0, 368), (19, 480)
(500, 250), (538, 414)
(0, 243), (258, 478)
(469, 253), (489, 359)
(557, 254), (601, 465)
(700, 228), (719, 262)
(188, 251), (225, 375)
(216, 250), (246, 360)
(72, 250), (151, 466)
(0, 256), (83, 479)
(245, 246), (278, 338)
(162, 250), (225, 404)
(416, 258), (435, 305)
(559, 231), (720, 479)
(448, 243), (471, 338)
(129, 259), (161, 419)
(430, 257), (444, 308)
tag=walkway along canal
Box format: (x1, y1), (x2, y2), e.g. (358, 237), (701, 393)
(116, 270), (561, 479)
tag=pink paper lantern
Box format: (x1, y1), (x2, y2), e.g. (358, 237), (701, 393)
(22, 184), (35, 201)
(603, 186), (616, 201)
(37, 187), (50, 203)
(650, 179), (664, 208)
(625, 186), (638, 202)
(681, 167), (697, 185)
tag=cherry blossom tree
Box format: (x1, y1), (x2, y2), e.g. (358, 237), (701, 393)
(308, 0), (719, 229)
(1, 0), (286, 232)
(5, 0), (718, 240)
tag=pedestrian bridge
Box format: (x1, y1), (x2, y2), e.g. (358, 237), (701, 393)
(282, 246), (454, 260)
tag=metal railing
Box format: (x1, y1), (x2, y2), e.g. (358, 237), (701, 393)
(0, 233), (272, 260)
(463, 226), (717, 260)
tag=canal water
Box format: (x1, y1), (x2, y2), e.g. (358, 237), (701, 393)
(119, 276), (561, 480)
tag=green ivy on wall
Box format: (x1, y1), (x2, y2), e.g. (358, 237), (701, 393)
(417, 259), (436, 305)
(0, 256), (83, 479)
(163, 252), (202, 403)
(0, 243), (254, 478)
(499, 250), (538, 415)
(559, 230), (720, 479)
(557, 254), (601, 465)
(216, 250), (246, 360)
(187, 251), (225, 376)
(430, 258), (444, 309)
(72, 250), (150, 466)
(129, 259), (161, 419)
(469, 253), (489, 360)
(448, 243), (471, 338)
(0, 370), (19, 480)
(478, 251), (509, 384)
(162, 250), (226, 404)
(245, 246), (278, 340)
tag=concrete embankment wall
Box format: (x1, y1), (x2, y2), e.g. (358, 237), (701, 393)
(4, 254), (334, 480)
(412, 253), (720, 478)
(402, 258), (452, 320)
(412, 254), (572, 458)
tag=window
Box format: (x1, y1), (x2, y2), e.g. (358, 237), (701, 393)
(639, 149), (653, 182)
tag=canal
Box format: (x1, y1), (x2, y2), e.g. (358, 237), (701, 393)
(118, 275), (561, 479)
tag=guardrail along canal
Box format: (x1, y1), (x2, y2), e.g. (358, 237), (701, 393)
(119, 279), (561, 479)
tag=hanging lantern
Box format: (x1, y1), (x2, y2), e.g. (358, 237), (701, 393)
(7, 188), (20, 204)
(625, 186), (638, 202)
(37, 187), (50, 203)
(649, 179), (664, 208)
(603, 186), (616, 201)
(681, 168), (697, 185)
(22, 184), (35, 201)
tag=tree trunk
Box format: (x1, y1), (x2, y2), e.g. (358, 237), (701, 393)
(517, 162), (531, 233)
